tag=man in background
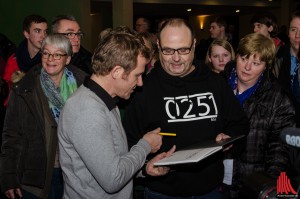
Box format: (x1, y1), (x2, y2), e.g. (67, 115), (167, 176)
(135, 17), (151, 33)
(278, 10), (300, 127)
(51, 15), (92, 74)
(3, 14), (47, 90)
(195, 16), (228, 61)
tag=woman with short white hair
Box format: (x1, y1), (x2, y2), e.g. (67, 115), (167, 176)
(0, 34), (87, 199)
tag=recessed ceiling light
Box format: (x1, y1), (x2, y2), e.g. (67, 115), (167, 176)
(236, 10), (240, 13)
(187, 8), (192, 12)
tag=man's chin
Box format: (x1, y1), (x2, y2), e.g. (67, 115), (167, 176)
(72, 47), (80, 54)
(121, 94), (131, 100)
(123, 96), (130, 100)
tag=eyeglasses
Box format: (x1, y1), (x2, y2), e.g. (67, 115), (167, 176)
(41, 52), (67, 60)
(159, 42), (193, 55)
(56, 32), (84, 39)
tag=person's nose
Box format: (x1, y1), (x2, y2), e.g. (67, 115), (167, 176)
(253, 26), (259, 33)
(72, 35), (80, 42)
(41, 31), (47, 39)
(244, 60), (251, 71)
(219, 55), (224, 62)
(172, 51), (180, 61)
(296, 29), (300, 38)
(47, 54), (54, 61)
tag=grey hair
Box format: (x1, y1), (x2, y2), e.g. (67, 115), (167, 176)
(41, 34), (73, 56)
(51, 14), (77, 33)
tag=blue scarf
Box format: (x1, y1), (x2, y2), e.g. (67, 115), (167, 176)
(291, 62), (300, 103)
(229, 67), (262, 105)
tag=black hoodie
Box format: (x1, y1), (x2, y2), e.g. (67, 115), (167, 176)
(123, 60), (249, 196)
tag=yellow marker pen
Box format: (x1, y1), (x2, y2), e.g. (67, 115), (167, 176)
(158, 132), (177, 136)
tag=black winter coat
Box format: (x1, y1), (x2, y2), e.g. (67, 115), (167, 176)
(70, 46), (92, 75)
(0, 64), (87, 198)
(224, 61), (295, 180)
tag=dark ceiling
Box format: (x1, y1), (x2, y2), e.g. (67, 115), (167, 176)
(132, 3), (277, 17)
(91, 0), (283, 18)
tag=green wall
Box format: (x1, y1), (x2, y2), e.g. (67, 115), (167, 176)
(0, 0), (94, 51)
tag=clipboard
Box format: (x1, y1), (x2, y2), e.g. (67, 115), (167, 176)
(154, 134), (246, 166)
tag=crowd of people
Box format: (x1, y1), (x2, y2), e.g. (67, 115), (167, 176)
(0, 10), (299, 199)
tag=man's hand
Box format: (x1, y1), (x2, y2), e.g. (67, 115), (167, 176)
(143, 128), (163, 153)
(5, 188), (22, 199)
(216, 133), (232, 151)
(146, 145), (176, 176)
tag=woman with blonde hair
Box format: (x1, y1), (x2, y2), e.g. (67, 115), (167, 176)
(205, 39), (235, 73)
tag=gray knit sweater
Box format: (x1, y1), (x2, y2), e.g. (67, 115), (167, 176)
(58, 85), (151, 199)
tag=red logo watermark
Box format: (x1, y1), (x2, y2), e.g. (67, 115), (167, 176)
(277, 172), (298, 198)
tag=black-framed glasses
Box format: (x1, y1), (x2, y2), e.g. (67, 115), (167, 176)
(159, 42), (193, 55)
(41, 52), (67, 60)
(56, 32), (84, 39)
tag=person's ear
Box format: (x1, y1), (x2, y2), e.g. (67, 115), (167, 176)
(66, 56), (71, 65)
(221, 26), (225, 32)
(268, 25), (274, 33)
(24, 30), (30, 39)
(111, 65), (124, 79)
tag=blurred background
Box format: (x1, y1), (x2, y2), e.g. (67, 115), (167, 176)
(0, 0), (297, 52)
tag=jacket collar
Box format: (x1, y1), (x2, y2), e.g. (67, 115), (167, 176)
(83, 77), (118, 111)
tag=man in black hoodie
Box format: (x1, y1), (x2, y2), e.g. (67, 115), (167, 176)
(123, 18), (249, 198)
